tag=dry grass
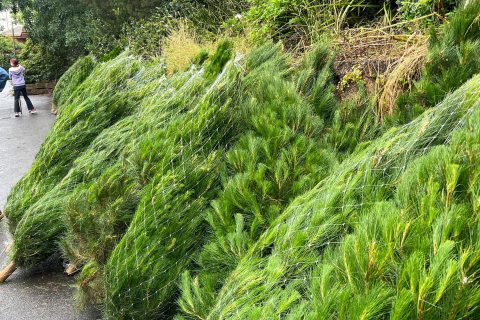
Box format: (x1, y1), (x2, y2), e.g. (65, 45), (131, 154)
(230, 35), (251, 55)
(163, 24), (251, 74)
(334, 26), (426, 83)
(163, 23), (204, 74)
(377, 43), (428, 119)
(331, 20), (428, 111)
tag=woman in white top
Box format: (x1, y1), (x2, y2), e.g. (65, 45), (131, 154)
(9, 58), (37, 117)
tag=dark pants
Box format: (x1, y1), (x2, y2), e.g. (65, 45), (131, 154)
(14, 85), (34, 113)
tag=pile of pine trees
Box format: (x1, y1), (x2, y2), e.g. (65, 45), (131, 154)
(2, 3), (480, 319)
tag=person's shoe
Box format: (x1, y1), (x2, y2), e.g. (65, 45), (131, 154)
(14, 112), (20, 117)
(29, 108), (37, 114)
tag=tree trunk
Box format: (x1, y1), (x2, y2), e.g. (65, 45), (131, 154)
(0, 261), (17, 283)
(65, 263), (78, 276)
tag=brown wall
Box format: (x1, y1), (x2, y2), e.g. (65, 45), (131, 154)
(26, 80), (56, 95)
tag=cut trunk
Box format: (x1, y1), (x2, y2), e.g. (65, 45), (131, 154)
(0, 261), (17, 283)
(65, 263), (79, 276)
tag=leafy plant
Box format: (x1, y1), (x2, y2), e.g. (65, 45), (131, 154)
(177, 44), (338, 320)
(52, 55), (96, 111)
(244, 0), (395, 48)
(395, 0), (480, 123)
(6, 3), (480, 319)
(397, 0), (458, 21)
(203, 73), (480, 320)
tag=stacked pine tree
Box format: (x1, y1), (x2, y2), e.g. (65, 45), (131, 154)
(3, 3), (480, 319)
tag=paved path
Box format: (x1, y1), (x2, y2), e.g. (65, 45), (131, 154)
(0, 85), (100, 320)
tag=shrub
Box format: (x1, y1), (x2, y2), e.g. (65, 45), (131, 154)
(163, 24), (205, 74)
(20, 40), (60, 82)
(203, 73), (480, 319)
(395, 0), (480, 122)
(244, 0), (397, 48)
(0, 36), (17, 70)
(397, 0), (459, 21)
(119, 10), (176, 58)
(52, 56), (96, 112)
(5, 53), (145, 267)
(15, 0), (94, 81)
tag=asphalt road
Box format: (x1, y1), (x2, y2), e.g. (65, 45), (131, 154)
(0, 84), (100, 320)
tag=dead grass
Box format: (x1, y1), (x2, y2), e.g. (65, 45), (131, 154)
(377, 43), (428, 120)
(163, 23), (251, 74)
(332, 21), (428, 112)
(230, 36), (251, 55)
(334, 27), (425, 83)
(163, 23), (204, 74)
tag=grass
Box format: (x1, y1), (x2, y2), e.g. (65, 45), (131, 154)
(163, 23), (205, 74)
(378, 44), (427, 120)
(162, 22), (251, 75)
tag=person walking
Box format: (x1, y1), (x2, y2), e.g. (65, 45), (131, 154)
(9, 58), (37, 117)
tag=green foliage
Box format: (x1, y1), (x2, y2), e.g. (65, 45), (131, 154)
(118, 10), (176, 58)
(74, 261), (104, 309)
(177, 43), (338, 319)
(91, 0), (248, 58)
(244, 0), (395, 47)
(324, 84), (380, 155)
(116, 0), (246, 59)
(395, 0), (480, 122)
(59, 116), (141, 270)
(13, 0), (94, 80)
(7, 3), (480, 317)
(5, 40), (341, 318)
(61, 66), (209, 308)
(104, 46), (243, 319)
(191, 49), (209, 66)
(98, 46), (122, 63)
(204, 40), (234, 80)
(3, 0), (246, 80)
(5, 53), (145, 267)
(204, 73), (480, 320)
(305, 102), (480, 318)
(19, 40), (58, 82)
(80, 0), (196, 38)
(52, 55), (96, 109)
(0, 35), (16, 70)
(397, 0), (458, 21)
(295, 43), (337, 120)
